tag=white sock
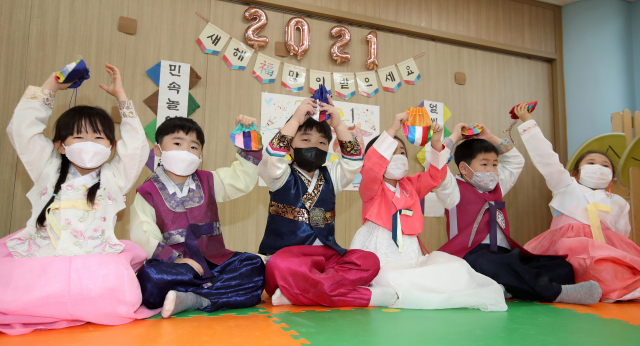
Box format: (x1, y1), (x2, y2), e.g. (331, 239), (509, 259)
(368, 286), (398, 307)
(161, 290), (211, 318)
(271, 288), (293, 306)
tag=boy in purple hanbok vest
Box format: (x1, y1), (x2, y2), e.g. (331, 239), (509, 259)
(130, 116), (265, 318)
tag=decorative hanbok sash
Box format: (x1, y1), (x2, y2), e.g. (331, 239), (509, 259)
(468, 201), (506, 252)
(46, 200), (96, 248)
(392, 209), (413, 252)
(587, 202), (611, 244)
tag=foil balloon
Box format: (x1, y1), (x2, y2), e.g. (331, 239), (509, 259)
(329, 25), (351, 65)
(366, 31), (379, 70)
(244, 7), (269, 51)
(285, 17), (310, 60)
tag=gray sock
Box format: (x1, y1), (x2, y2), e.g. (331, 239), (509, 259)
(163, 291), (211, 317)
(554, 281), (602, 305)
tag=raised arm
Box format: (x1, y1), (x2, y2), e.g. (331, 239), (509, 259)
(98, 64), (149, 194)
(405, 124), (449, 199)
(6, 73), (73, 182)
(514, 104), (573, 193)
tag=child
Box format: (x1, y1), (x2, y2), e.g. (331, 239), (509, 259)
(0, 65), (155, 335)
(131, 116), (265, 318)
(514, 105), (640, 302)
(350, 113), (507, 311)
(434, 122), (602, 305)
(259, 97), (395, 307)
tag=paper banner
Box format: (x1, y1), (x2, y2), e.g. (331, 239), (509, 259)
(157, 61), (191, 129)
(355, 71), (379, 98)
(252, 53), (280, 84)
(143, 92), (200, 142)
(222, 38), (253, 71)
(146, 63), (201, 90)
(309, 70), (332, 95)
(197, 22), (231, 55)
(397, 58), (421, 85)
(333, 72), (356, 100)
(281, 63), (306, 93)
(377, 65), (402, 92)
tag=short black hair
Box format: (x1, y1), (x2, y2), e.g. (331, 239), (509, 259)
(365, 134), (406, 156)
(293, 117), (333, 142)
(155, 117), (205, 146)
(454, 138), (499, 169)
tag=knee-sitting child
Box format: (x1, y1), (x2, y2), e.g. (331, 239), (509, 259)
(1, 65), (155, 335)
(434, 122), (602, 305)
(350, 113), (507, 311)
(513, 104), (640, 302)
(130, 116), (265, 318)
(259, 96), (394, 307)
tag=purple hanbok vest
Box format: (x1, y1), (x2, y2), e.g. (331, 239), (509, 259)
(137, 170), (235, 268)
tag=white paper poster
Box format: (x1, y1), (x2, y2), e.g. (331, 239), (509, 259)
(259, 92), (380, 191)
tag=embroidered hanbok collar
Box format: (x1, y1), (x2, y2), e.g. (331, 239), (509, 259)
(151, 168), (204, 212)
(156, 166), (196, 198)
(293, 165), (325, 210)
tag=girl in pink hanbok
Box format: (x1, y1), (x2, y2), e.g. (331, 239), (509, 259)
(0, 65), (158, 335)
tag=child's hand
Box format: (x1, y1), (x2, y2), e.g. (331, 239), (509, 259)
(175, 258), (204, 276)
(322, 95), (344, 130)
(41, 72), (74, 93)
(99, 64), (128, 101)
(472, 123), (502, 146)
(447, 123), (466, 143)
(291, 98), (316, 126)
(236, 114), (257, 127)
(386, 112), (409, 136)
(514, 103), (533, 122)
(431, 123), (443, 150)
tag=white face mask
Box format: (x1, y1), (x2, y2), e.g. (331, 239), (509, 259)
(463, 162), (499, 193)
(63, 142), (112, 169)
(579, 164), (612, 189)
(384, 155), (409, 180)
(160, 148), (202, 176)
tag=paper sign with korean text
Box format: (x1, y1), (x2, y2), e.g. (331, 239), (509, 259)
(355, 71), (379, 98)
(222, 38), (253, 70)
(281, 63), (306, 93)
(397, 58), (421, 85)
(252, 53), (280, 83)
(333, 72), (356, 100)
(259, 92), (380, 191)
(377, 65), (402, 92)
(309, 70), (332, 95)
(156, 60), (191, 166)
(197, 23), (230, 55)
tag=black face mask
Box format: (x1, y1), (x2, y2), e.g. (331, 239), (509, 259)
(292, 147), (328, 172)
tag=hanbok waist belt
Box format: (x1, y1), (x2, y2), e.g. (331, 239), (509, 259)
(162, 222), (221, 246)
(183, 222), (222, 279)
(269, 201), (335, 227)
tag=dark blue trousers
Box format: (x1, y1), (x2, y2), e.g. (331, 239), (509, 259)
(137, 252), (265, 312)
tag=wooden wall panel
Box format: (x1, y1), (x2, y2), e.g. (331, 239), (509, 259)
(0, 0), (31, 236)
(0, 0), (560, 254)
